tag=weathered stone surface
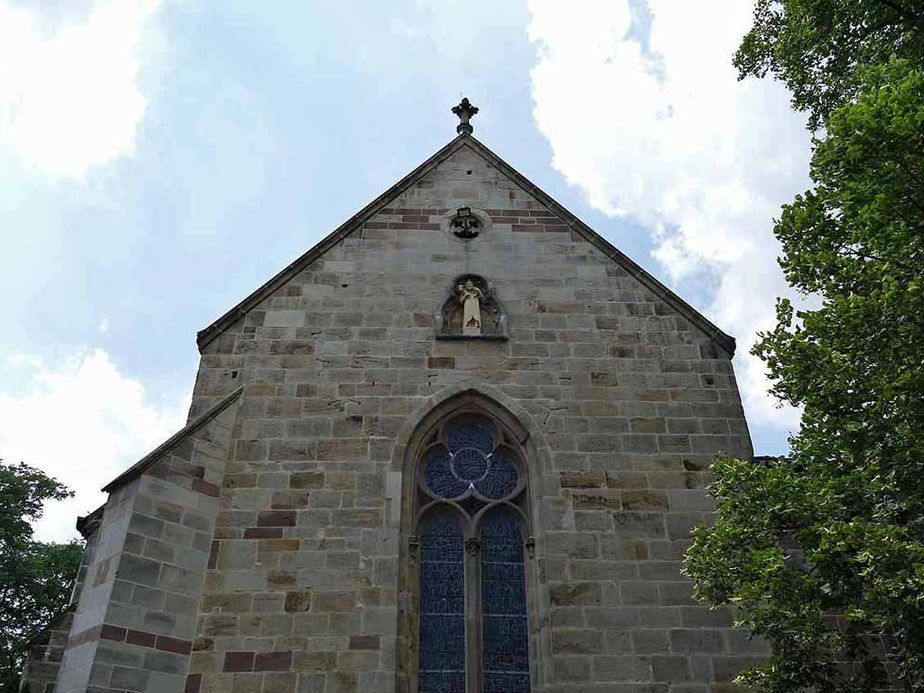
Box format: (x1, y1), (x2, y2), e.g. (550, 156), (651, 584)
(50, 136), (756, 693)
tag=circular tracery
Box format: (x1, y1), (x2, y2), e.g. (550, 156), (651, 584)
(421, 415), (523, 506)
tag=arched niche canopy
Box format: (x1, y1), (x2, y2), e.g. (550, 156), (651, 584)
(436, 274), (508, 340)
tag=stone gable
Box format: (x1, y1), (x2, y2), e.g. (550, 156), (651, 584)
(48, 135), (761, 693)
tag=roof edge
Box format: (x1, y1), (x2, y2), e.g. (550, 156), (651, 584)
(23, 603), (76, 650)
(461, 137), (736, 355)
(196, 133), (735, 356)
(76, 503), (105, 538)
(101, 386), (243, 493)
(196, 134), (470, 351)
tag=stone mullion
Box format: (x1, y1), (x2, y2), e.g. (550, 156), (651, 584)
(465, 535), (483, 693)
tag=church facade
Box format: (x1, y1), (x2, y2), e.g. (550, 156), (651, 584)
(28, 103), (764, 693)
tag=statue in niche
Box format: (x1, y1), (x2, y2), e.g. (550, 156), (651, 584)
(456, 279), (484, 335)
(437, 275), (507, 339)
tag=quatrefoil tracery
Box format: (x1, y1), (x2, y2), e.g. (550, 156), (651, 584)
(420, 417), (524, 512)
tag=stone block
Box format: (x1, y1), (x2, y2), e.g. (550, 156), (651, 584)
(651, 655), (692, 682)
(293, 651), (336, 671)
(253, 651), (292, 671)
(670, 629), (725, 654)
(549, 582), (602, 606)
(257, 511), (298, 527)
(263, 672), (298, 693)
(108, 665), (150, 690)
(348, 635), (379, 650)
(284, 590), (312, 613)
(310, 591), (356, 612)
(552, 629), (604, 654)
(620, 490), (669, 511)
(613, 512), (666, 539)
(117, 555), (162, 587)
(223, 652), (255, 672)
(143, 650), (187, 676)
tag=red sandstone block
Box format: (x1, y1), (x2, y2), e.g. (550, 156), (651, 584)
(185, 674), (201, 693)
(192, 479), (220, 497)
(529, 210), (560, 217)
(156, 635), (192, 654)
(254, 650), (292, 671)
(224, 651), (255, 672)
(99, 624), (126, 642)
(386, 222), (419, 229)
(349, 635), (380, 650)
(243, 527), (283, 539)
(544, 224), (569, 232)
(512, 225), (541, 233)
(257, 511), (297, 527)
(363, 221), (387, 229)
(401, 215), (429, 222)
(126, 629), (156, 647)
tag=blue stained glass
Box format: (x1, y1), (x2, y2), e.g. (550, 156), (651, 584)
(418, 672), (466, 692)
(447, 420), (494, 454)
(452, 448), (488, 482)
(480, 512), (530, 693)
(419, 511), (466, 691)
(424, 449), (467, 498)
(483, 673), (530, 692)
(475, 454), (518, 499)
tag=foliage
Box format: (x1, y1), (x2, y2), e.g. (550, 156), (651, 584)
(0, 461), (83, 692)
(735, 0), (924, 129)
(685, 60), (924, 691)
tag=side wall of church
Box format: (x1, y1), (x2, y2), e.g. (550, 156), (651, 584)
(185, 144), (761, 693)
(54, 401), (237, 693)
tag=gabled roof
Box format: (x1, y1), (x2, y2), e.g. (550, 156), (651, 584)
(101, 386), (243, 493)
(196, 134), (735, 355)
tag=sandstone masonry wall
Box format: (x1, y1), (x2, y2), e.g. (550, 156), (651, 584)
(55, 399), (237, 693)
(181, 142), (762, 693)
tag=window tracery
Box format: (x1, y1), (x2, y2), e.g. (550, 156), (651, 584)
(412, 412), (531, 692)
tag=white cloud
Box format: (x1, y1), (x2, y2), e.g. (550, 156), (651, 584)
(0, 0), (162, 179)
(527, 0), (812, 432)
(0, 349), (190, 543)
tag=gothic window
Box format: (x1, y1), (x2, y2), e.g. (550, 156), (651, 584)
(412, 412), (532, 693)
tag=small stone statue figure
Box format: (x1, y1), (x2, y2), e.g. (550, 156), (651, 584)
(456, 280), (484, 336)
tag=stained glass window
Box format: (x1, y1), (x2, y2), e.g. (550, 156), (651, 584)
(447, 420), (494, 455)
(480, 512), (530, 692)
(475, 453), (518, 500)
(424, 447), (467, 498)
(424, 419), (519, 501)
(416, 413), (530, 692)
(418, 510), (466, 692)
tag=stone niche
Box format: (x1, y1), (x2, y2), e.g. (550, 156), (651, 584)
(435, 274), (507, 339)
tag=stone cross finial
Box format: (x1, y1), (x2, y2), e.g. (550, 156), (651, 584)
(452, 97), (479, 135)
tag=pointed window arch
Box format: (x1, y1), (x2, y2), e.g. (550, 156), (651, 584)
(411, 408), (532, 692)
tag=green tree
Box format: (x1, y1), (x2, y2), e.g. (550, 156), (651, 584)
(735, 0), (924, 129)
(684, 60), (924, 691)
(0, 461), (83, 692)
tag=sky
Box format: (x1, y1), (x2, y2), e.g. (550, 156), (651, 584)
(0, 0), (813, 543)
